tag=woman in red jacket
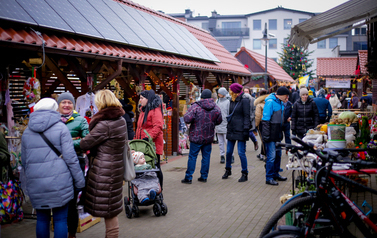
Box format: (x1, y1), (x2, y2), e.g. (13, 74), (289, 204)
(135, 89), (164, 186)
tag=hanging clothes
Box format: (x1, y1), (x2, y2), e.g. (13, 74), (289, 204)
(75, 93), (98, 118)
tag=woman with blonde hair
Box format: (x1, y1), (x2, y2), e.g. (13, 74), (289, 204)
(222, 83), (250, 182)
(80, 89), (127, 238)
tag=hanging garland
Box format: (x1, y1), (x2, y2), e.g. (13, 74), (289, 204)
(23, 68), (41, 104)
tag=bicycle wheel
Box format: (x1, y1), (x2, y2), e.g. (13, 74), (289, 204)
(260, 196), (315, 238)
(263, 230), (301, 238)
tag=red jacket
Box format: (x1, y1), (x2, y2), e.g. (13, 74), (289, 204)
(135, 107), (164, 155)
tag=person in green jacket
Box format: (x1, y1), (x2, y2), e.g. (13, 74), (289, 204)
(0, 130), (10, 183)
(57, 92), (89, 238)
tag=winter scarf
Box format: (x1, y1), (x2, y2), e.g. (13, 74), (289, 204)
(60, 110), (73, 123)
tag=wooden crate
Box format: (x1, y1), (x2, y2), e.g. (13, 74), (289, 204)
(77, 214), (101, 233)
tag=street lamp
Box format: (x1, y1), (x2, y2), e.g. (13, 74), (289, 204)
(261, 23), (270, 90)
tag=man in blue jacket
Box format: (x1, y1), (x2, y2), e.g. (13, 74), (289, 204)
(313, 88), (332, 124)
(261, 87), (289, 186)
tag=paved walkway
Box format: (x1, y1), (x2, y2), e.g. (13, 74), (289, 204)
(2, 138), (292, 238)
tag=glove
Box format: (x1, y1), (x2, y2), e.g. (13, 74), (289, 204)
(142, 137), (149, 142)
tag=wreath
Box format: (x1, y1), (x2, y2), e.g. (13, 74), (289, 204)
(23, 77), (41, 104)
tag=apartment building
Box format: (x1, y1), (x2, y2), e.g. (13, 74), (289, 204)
(169, 7), (367, 76)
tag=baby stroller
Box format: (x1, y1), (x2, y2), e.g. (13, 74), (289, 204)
(124, 138), (167, 218)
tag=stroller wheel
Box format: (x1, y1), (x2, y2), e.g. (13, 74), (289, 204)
(124, 196), (130, 206)
(125, 205), (133, 219)
(160, 203), (168, 216)
(153, 203), (162, 217)
(132, 205), (139, 217)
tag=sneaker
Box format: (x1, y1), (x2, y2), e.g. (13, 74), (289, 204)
(181, 178), (192, 184)
(141, 197), (149, 204)
(197, 177), (207, 182)
(231, 156), (235, 164)
(266, 179), (279, 186)
(149, 189), (156, 200)
(220, 155), (225, 164)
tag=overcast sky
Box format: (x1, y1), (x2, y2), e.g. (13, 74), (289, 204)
(132, 0), (349, 16)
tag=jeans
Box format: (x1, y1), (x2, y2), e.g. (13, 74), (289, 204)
(282, 122), (291, 144)
(185, 142), (212, 180)
(226, 140), (248, 173)
(265, 141), (282, 181)
(36, 204), (69, 238)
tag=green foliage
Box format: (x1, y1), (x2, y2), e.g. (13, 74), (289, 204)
(278, 37), (314, 80)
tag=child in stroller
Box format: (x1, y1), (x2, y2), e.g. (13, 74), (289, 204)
(131, 151), (160, 204)
(124, 139), (167, 218)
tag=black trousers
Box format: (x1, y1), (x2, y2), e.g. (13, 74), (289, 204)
(156, 154), (163, 189)
(67, 191), (79, 234)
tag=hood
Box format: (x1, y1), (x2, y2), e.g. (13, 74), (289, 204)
(265, 93), (281, 104)
(196, 98), (216, 111)
(149, 95), (162, 110)
(318, 94), (326, 99)
(28, 110), (61, 133)
(254, 94), (269, 106)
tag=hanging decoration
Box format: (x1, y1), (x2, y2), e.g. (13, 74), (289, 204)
(22, 68), (41, 112)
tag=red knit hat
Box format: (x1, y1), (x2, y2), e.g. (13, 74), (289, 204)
(229, 83), (243, 94)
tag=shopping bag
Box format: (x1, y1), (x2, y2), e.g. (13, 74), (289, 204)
(0, 178), (24, 224)
(123, 142), (136, 182)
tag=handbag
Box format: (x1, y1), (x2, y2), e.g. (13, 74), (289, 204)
(123, 142), (136, 181)
(38, 132), (62, 158)
(226, 101), (240, 122)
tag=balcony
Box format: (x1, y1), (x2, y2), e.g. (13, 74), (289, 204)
(210, 28), (249, 37)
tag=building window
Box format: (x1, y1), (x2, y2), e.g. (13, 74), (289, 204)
(299, 18), (307, 23)
(284, 19), (292, 29)
(353, 42), (367, 50)
(269, 19), (277, 30)
(317, 40), (326, 49)
(222, 21), (241, 28)
(354, 27), (367, 35)
(269, 39), (277, 49)
(284, 38), (289, 45)
(202, 23), (209, 31)
(329, 38), (338, 48)
(253, 39), (261, 49)
(253, 20), (261, 30)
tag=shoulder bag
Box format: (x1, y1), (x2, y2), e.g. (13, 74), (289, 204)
(226, 101), (240, 122)
(39, 132), (62, 158)
(123, 142), (136, 181)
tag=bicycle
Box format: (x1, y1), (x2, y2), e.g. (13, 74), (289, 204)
(259, 136), (377, 238)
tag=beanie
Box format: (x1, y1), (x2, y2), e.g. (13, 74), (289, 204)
(218, 87), (228, 96)
(34, 98), (58, 112)
(276, 87), (290, 95)
(132, 151), (144, 164)
(300, 88), (309, 96)
(229, 83), (243, 94)
(201, 89), (212, 99)
(57, 92), (75, 107)
(318, 88), (326, 95)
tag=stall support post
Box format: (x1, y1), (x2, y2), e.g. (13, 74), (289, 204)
(172, 77), (179, 155)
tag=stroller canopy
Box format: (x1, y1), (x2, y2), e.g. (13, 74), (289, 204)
(129, 139), (157, 167)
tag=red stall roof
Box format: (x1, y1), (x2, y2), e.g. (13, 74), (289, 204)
(0, 0), (251, 76)
(317, 57), (357, 76)
(235, 47), (294, 82)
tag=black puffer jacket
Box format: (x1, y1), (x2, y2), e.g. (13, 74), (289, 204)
(291, 97), (320, 137)
(120, 101), (135, 140)
(226, 92), (250, 141)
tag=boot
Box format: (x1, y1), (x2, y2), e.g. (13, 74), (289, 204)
(238, 171), (248, 182)
(222, 168), (232, 179)
(220, 155), (225, 164)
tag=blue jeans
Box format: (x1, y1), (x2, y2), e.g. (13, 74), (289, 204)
(282, 122), (291, 144)
(185, 142), (212, 180)
(36, 204), (69, 238)
(265, 141), (282, 181)
(226, 140), (248, 173)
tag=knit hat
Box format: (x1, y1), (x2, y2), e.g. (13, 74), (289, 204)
(218, 87), (228, 96)
(132, 151), (144, 164)
(300, 88), (309, 96)
(57, 92), (75, 107)
(276, 87), (290, 95)
(318, 88), (326, 95)
(201, 89), (212, 99)
(229, 83), (243, 94)
(34, 98), (58, 112)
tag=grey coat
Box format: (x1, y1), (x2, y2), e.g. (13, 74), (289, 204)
(215, 97), (230, 134)
(21, 110), (85, 209)
(242, 93), (256, 130)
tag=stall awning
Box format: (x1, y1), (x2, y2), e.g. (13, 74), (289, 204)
(289, 0), (377, 48)
(317, 57), (357, 76)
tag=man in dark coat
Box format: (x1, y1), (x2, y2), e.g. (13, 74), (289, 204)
(222, 83), (251, 182)
(119, 98), (135, 140)
(261, 87), (290, 186)
(182, 89), (222, 184)
(292, 88), (320, 139)
(290, 87), (300, 104)
(313, 88), (332, 124)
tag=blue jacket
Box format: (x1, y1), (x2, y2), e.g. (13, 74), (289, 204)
(313, 94), (332, 120)
(360, 95), (372, 105)
(21, 110), (85, 209)
(261, 93), (284, 142)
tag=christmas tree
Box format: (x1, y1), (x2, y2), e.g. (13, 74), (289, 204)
(278, 40), (314, 80)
